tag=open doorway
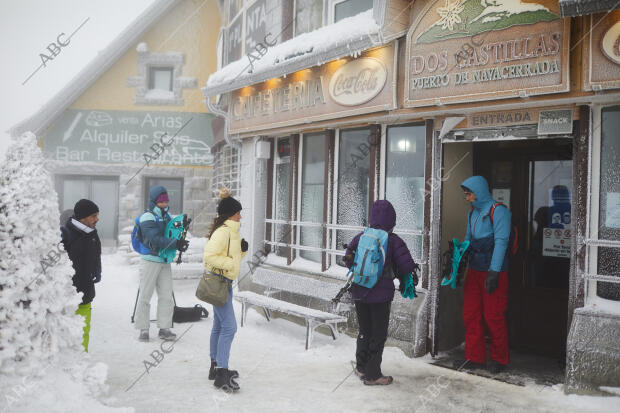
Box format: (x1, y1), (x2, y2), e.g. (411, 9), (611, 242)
(433, 138), (573, 385)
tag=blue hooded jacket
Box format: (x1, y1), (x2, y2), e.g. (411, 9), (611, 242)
(139, 186), (175, 263)
(462, 176), (511, 272)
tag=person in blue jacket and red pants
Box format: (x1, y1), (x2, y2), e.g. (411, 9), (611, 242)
(459, 176), (511, 374)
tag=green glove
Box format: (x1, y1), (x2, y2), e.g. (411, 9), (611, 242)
(400, 273), (417, 299)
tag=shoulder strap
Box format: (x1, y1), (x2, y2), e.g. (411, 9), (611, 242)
(489, 202), (506, 224)
(140, 210), (159, 222)
(227, 235), (230, 257)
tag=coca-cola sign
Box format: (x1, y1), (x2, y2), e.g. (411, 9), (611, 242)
(328, 58), (387, 106)
(601, 21), (620, 66)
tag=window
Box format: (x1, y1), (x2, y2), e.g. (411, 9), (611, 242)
(274, 137), (291, 257)
(149, 67), (173, 91)
(144, 177), (184, 216)
(295, 0), (324, 36)
(330, 0), (373, 23)
(595, 106), (620, 300)
(55, 175), (119, 244)
(336, 127), (370, 260)
(229, 0), (243, 23)
(385, 124), (426, 260)
(299, 132), (327, 262)
(126, 44), (196, 105)
(212, 144), (240, 202)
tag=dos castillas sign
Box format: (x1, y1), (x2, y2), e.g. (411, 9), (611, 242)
(405, 0), (569, 107)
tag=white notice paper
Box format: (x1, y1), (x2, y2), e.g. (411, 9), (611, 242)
(542, 227), (571, 258)
(605, 192), (620, 229)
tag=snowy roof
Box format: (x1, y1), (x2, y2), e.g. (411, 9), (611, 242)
(559, 0), (620, 16)
(9, 0), (180, 137)
(202, 10), (383, 97)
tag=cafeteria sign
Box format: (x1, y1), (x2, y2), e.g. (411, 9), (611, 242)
(42, 109), (215, 166)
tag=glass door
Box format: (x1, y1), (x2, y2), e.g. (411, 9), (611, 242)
(475, 139), (572, 358)
(56, 175), (119, 245)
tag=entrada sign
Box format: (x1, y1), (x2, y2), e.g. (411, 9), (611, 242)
(405, 0), (569, 107)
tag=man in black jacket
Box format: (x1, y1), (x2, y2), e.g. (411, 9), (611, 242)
(61, 199), (102, 352)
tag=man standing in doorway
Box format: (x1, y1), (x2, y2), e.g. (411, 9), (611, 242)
(134, 186), (189, 341)
(61, 199), (102, 352)
(458, 176), (511, 374)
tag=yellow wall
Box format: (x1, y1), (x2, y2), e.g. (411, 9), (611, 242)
(70, 0), (221, 113)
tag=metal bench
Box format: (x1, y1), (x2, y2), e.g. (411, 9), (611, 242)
(234, 267), (350, 349)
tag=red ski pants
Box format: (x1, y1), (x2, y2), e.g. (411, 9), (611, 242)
(463, 268), (509, 365)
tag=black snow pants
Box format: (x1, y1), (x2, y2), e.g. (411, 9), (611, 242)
(355, 301), (391, 380)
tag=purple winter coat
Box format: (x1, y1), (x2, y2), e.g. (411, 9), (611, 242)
(344, 200), (417, 303)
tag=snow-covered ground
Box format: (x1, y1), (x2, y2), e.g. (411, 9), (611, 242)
(9, 252), (620, 412)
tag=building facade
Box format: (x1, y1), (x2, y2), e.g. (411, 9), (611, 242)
(11, 0), (223, 244)
(204, 0), (620, 394)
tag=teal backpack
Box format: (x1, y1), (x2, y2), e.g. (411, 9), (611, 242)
(351, 228), (389, 289)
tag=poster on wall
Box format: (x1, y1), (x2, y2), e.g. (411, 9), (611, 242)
(605, 192), (620, 228)
(492, 188), (510, 207)
(405, 0), (569, 107)
(42, 109), (215, 166)
(542, 227), (571, 258)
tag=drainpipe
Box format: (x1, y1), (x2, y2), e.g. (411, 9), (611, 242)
(205, 95), (240, 149)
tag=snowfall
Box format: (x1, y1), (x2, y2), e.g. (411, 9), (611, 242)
(0, 136), (618, 413)
(0, 249), (618, 413)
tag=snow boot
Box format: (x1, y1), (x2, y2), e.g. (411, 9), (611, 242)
(363, 375), (393, 386)
(214, 368), (240, 392)
(158, 328), (176, 341)
(138, 329), (149, 342)
(209, 359), (238, 380)
(452, 359), (485, 370)
(488, 360), (507, 374)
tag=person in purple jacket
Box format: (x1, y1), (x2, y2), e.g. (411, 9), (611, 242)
(344, 200), (418, 385)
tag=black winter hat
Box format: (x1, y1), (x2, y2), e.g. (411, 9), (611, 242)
(74, 199), (99, 220)
(217, 187), (242, 217)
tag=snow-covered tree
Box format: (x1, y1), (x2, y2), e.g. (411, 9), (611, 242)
(0, 132), (83, 376)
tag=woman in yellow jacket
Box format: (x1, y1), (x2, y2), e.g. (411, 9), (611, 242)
(204, 188), (248, 391)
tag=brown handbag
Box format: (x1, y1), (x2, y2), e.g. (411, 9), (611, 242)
(196, 236), (231, 307)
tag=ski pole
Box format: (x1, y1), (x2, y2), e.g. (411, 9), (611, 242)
(176, 215), (192, 265)
(131, 288), (139, 323)
(333, 269), (354, 303)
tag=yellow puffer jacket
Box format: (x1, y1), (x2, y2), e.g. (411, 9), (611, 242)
(203, 220), (247, 281)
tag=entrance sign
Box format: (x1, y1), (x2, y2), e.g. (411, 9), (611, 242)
(42, 109), (215, 166)
(228, 43), (396, 134)
(405, 0), (569, 107)
(438, 106), (577, 130)
(542, 227), (571, 258)
(538, 109), (573, 135)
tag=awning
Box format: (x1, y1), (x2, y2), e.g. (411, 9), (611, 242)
(202, 10), (382, 97)
(559, 0), (620, 16)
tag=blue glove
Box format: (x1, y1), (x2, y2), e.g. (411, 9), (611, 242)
(400, 273), (417, 299)
(92, 272), (101, 283)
